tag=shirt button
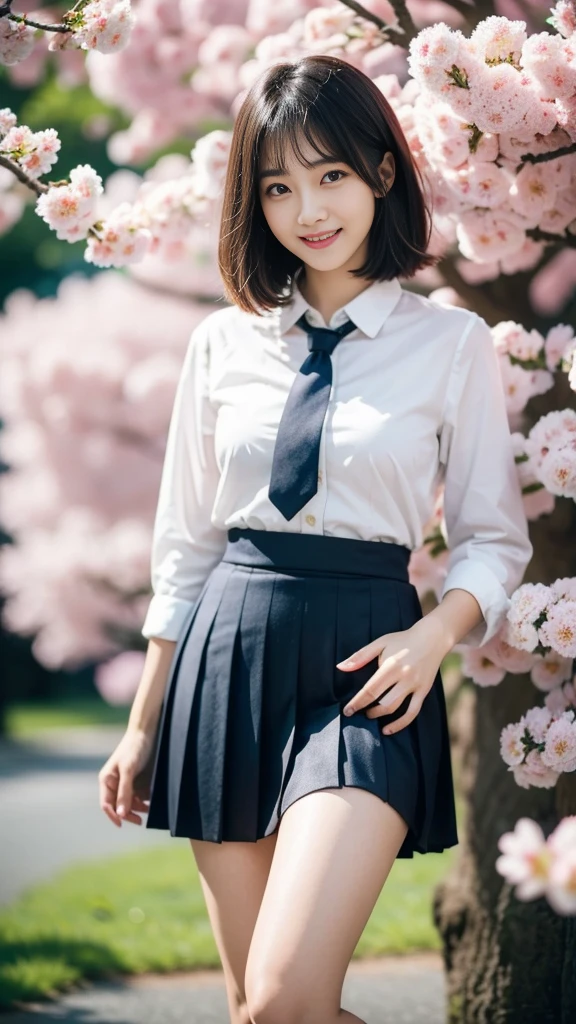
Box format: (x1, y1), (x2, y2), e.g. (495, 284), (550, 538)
(305, 514), (316, 526)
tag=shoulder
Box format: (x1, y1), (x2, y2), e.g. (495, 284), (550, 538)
(188, 302), (268, 356)
(399, 286), (480, 341)
(400, 288), (494, 365)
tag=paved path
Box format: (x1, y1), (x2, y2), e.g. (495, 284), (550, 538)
(0, 727), (177, 906)
(2, 955), (446, 1023)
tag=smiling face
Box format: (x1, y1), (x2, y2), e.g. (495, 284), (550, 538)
(258, 133), (393, 276)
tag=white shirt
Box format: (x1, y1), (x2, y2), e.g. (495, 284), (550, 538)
(141, 274), (533, 648)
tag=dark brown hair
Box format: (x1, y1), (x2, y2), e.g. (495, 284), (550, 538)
(218, 54), (438, 314)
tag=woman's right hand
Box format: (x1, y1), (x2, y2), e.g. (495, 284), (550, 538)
(98, 727), (156, 828)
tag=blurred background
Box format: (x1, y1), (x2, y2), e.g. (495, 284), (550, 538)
(1, 1), (575, 1020)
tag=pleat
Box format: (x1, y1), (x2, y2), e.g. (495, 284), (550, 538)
(145, 583), (209, 830)
(396, 579), (447, 854)
(192, 566), (252, 840)
(280, 576), (341, 812)
(337, 579), (388, 795)
(221, 569), (272, 841)
(260, 575), (305, 834)
(167, 561), (235, 836)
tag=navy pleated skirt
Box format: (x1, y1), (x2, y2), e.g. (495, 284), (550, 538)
(145, 528), (458, 858)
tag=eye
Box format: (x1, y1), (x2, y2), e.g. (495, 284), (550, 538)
(264, 169), (348, 197)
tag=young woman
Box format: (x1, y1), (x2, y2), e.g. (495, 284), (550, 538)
(99, 54), (533, 1024)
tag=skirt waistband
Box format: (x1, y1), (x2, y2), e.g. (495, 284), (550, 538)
(223, 528), (411, 582)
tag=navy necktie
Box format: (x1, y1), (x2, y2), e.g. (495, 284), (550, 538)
(268, 311), (358, 521)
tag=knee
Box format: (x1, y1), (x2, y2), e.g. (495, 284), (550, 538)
(246, 977), (306, 1024)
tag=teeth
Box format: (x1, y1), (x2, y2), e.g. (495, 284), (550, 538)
(304, 230), (338, 241)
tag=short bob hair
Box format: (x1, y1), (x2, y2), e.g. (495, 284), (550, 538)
(218, 54), (438, 315)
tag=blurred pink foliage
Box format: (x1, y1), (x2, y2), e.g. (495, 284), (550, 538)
(0, 271), (220, 668)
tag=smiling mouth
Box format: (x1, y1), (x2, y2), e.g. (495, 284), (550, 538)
(300, 229), (340, 241)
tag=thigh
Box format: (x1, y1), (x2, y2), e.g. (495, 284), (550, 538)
(190, 833), (278, 1016)
(245, 788), (409, 1019)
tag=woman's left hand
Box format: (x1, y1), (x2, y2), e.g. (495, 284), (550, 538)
(338, 616), (450, 735)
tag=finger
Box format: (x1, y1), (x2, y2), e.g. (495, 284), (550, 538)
(336, 635), (390, 671)
(102, 801), (122, 827)
(381, 694), (422, 735)
(342, 650), (409, 715)
(132, 795), (150, 811)
(117, 772), (135, 820)
(99, 765), (120, 816)
(343, 674), (399, 716)
(365, 684), (409, 718)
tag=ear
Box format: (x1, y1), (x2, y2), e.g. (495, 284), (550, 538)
(374, 150), (395, 198)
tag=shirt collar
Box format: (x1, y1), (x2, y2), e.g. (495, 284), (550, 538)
(278, 272), (403, 339)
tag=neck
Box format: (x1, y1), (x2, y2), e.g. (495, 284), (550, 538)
(296, 253), (374, 326)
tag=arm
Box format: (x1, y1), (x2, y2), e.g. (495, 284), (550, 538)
(339, 312), (533, 732)
(99, 317), (226, 825)
(141, 315), (227, 641)
(436, 312), (533, 647)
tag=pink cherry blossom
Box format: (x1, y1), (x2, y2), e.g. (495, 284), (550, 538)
(85, 201), (152, 267)
(469, 15), (527, 63)
(545, 323), (575, 371)
(70, 1), (135, 55)
(541, 713), (576, 772)
(462, 646), (506, 686)
(35, 163), (103, 242)
(545, 678), (576, 716)
(0, 13), (36, 65)
(521, 705), (553, 744)
(538, 600), (576, 657)
(500, 722), (526, 766)
(496, 817), (551, 899)
(512, 749), (561, 789)
(94, 650), (146, 705)
(456, 209), (527, 262)
(538, 443), (576, 499)
(531, 652), (574, 691)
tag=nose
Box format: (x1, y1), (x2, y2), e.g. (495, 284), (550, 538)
(296, 192), (328, 228)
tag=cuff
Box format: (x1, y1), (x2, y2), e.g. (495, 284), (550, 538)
(441, 559), (511, 648)
(141, 593), (198, 641)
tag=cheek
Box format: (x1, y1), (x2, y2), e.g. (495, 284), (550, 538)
(341, 185), (375, 229)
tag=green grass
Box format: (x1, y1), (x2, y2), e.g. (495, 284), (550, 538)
(0, 832), (460, 1010)
(5, 697), (129, 737)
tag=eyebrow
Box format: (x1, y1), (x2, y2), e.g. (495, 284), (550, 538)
(258, 157), (341, 181)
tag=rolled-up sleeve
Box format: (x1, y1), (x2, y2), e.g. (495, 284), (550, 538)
(438, 312), (533, 647)
(141, 317), (227, 641)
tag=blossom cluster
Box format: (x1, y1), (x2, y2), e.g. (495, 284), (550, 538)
(491, 320), (575, 419)
(0, 1), (134, 66)
(0, 109), (61, 180)
(500, 696), (576, 788)
(462, 623), (573, 690)
(496, 815), (576, 915)
(507, 578), (576, 658)
(405, 10), (576, 276)
(524, 408), (576, 503)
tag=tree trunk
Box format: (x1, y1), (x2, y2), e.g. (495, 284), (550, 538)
(433, 475), (576, 1023)
(431, 248), (576, 1022)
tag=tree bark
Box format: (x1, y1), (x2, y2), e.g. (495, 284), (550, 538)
(432, 261), (576, 1021)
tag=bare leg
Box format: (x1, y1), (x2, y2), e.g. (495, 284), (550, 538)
(191, 832), (278, 1024)
(245, 787), (409, 1024)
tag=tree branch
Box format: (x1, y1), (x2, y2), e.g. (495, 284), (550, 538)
(338, 0), (419, 48)
(6, 12), (70, 33)
(527, 227), (576, 247)
(0, 153), (47, 196)
(519, 142), (576, 166)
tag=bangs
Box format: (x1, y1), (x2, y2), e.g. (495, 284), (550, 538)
(257, 93), (381, 192)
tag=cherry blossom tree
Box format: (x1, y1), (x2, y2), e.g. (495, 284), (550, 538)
(1, 1), (576, 1017)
